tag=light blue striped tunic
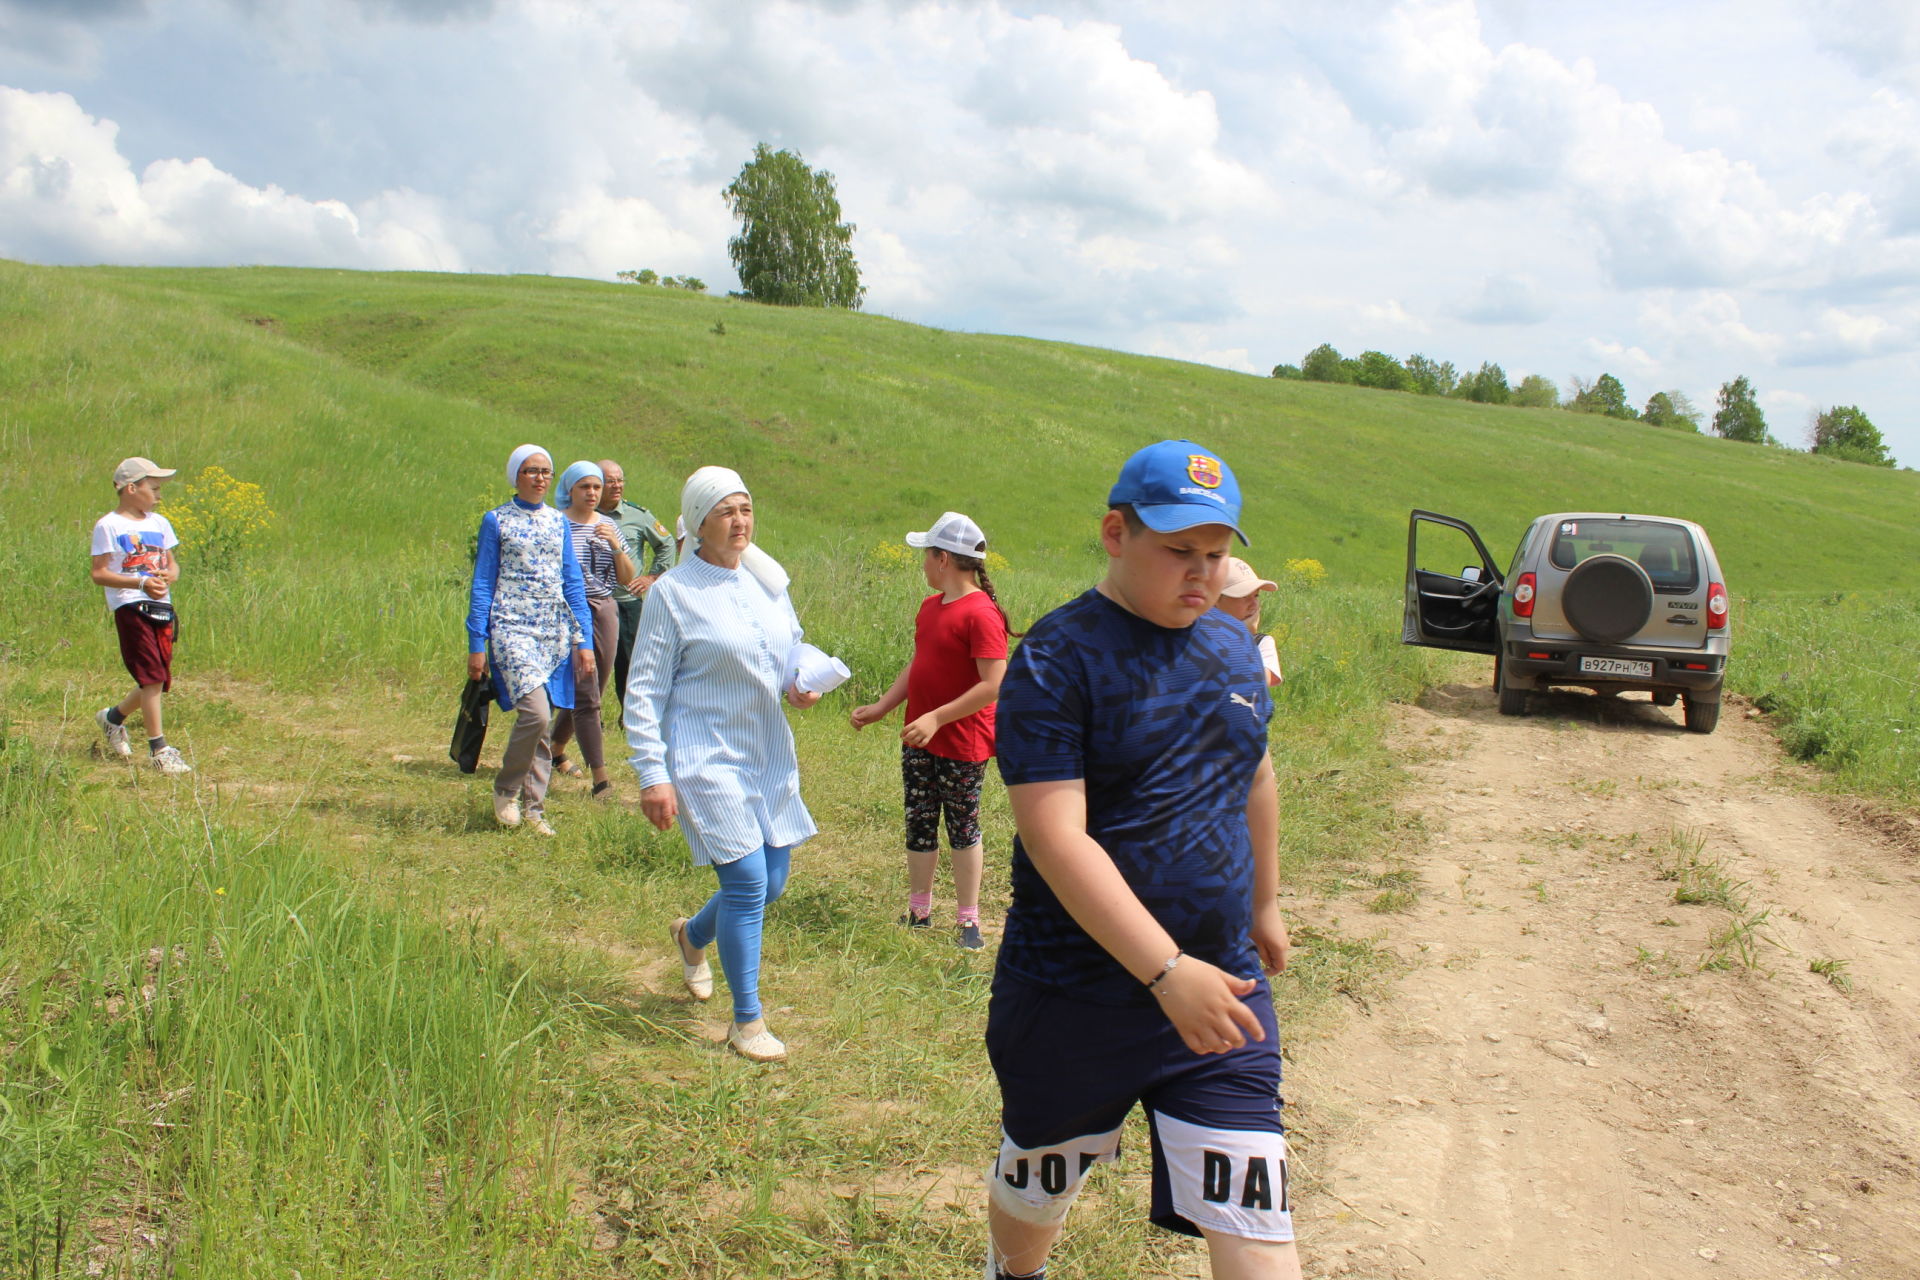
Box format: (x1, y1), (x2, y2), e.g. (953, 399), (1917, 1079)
(622, 552), (818, 866)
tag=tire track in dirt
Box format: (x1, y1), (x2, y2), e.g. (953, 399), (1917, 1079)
(1288, 684), (1920, 1279)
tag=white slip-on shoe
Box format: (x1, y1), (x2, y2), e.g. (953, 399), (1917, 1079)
(97, 708), (132, 758)
(670, 917), (713, 1000)
(493, 793), (522, 828)
(727, 1018), (786, 1063)
(151, 745), (192, 775)
(526, 815), (556, 837)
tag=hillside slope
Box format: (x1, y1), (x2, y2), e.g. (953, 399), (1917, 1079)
(21, 261), (1920, 594)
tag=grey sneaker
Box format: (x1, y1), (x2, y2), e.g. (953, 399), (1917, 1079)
(151, 745), (192, 776)
(97, 708), (132, 758)
(899, 911), (932, 929)
(956, 922), (985, 950)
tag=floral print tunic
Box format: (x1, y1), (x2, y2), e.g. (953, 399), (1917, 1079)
(467, 498), (593, 711)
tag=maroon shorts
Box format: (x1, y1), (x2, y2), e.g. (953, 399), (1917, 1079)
(114, 604), (176, 691)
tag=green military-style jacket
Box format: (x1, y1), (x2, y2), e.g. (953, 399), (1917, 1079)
(603, 500), (676, 603)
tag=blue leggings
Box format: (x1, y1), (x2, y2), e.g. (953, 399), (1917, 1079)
(685, 844), (792, 1022)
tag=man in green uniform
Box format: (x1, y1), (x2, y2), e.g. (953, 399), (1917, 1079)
(596, 459), (676, 709)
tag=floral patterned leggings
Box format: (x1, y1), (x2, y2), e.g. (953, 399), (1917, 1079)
(902, 745), (988, 852)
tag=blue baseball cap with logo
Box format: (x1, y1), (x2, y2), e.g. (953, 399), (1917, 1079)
(1107, 439), (1248, 545)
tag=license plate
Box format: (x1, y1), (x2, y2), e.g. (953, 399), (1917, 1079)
(1580, 656), (1653, 678)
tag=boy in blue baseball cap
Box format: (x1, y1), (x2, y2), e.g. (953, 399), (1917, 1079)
(982, 440), (1298, 1279)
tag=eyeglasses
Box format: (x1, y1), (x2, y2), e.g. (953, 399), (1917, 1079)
(519, 467), (553, 478)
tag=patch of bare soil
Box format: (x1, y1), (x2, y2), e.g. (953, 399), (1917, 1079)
(1289, 684), (1920, 1279)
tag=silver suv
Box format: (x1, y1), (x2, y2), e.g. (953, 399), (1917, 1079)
(1402, 511), (1731, 733)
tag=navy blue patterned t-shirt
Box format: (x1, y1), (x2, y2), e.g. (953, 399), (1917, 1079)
(995, 589), (1273, 1006)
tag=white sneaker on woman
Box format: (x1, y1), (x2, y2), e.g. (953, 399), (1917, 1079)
(493, 793), (522, 828)
(728, 1018), (786, 1063)
(670, 917), (713, 1000)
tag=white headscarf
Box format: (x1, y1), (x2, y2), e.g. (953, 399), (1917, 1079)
(506, 443), (552, 494)
(681, 465), (789, 596)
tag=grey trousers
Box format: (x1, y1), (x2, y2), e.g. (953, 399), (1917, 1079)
(495, 687), (553, 816)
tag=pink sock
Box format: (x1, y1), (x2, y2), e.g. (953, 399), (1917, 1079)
(957, 906), (980, 928)
(909, 892), (933, 919)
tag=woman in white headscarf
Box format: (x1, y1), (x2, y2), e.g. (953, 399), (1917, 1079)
(466, 444), (596, 836)
(624, 466), (820, 1063)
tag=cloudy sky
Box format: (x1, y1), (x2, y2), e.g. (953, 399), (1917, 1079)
(4, 0), (1917, 464)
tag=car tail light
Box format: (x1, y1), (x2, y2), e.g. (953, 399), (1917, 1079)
(1706, 582), (1728, 629)
(1513, 572), (1536, 618)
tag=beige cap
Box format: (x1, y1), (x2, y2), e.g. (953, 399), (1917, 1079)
(1220, 557), (1278, 598)
(113, 457), (177, 489)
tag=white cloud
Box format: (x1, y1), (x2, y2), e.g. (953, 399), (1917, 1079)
(1359, 298), (1427, 333)
(1785, 305), (1915, 366)
(1636, 291), (1784, 362)
(0, 85), (469, 268)
(1320, 0), (1885, 291)
(1581, 337), (1659, 381)
(1760, 386), (1819, 433)
(535, 186), (711, 281)
(1454, 273), (1548, 324)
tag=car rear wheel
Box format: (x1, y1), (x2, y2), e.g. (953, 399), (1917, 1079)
(1683, 695), (1720, 734)
(1496, 653), (1528, 717)
(1562, 555), (1655, 643)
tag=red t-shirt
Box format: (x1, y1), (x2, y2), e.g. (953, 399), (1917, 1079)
(906, 590), (1010, 762)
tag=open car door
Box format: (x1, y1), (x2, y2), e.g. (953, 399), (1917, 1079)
(1403, 510), (1503, 654)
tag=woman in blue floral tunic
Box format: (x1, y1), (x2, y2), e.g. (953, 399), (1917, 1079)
(467, 443), (595, 835)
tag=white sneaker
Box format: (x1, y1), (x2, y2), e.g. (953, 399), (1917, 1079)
(670, 918), (713, 1000)
(151, 745), (192, 776)
(728, 1018), (786, 1063)
(526, 815), (556, 837)
(493, 793), (521, 828)
(97, 708), (132, 758)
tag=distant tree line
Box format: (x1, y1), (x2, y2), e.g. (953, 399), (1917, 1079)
(1273, 344), (1896, 467)
(617, 268), (708, 292)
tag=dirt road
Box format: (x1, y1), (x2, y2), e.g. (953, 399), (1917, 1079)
(1289, 683), (1920, 1279)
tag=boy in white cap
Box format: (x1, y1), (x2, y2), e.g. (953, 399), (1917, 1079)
(1218, 558), (1284, 687)
(91, 458), (192, 775)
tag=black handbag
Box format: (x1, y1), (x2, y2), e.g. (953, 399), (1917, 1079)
(450, 676), (492, 774)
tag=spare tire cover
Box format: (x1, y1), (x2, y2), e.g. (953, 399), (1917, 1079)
(1561, 554), (1653, 644)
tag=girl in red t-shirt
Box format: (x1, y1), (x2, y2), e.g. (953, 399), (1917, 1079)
(851, 512), (1012, 949)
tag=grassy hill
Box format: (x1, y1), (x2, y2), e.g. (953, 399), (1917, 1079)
(2, 260), (1916, 1277)
(22, 263), (1919, 591)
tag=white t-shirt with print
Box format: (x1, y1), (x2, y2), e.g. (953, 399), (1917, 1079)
(91, 511), (179, 611)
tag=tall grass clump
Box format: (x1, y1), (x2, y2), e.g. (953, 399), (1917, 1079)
(1729, 592), (1920, 807)
(0, 734), (595, 1278)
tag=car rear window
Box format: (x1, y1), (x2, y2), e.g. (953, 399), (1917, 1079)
(1548, 519), (1699, 593)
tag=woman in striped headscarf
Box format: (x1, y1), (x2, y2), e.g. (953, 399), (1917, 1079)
(623, 466), (820, 1063)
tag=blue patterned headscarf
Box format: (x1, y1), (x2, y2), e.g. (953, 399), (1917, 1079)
(557, 460), (604, 508)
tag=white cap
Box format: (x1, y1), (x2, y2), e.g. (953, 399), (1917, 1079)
(1220, 557), (1278, 598)
(113, 457), (177, 489)
(905, 511), (988, 559)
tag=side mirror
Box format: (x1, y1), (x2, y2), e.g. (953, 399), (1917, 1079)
(1460, 565), (1482, 583)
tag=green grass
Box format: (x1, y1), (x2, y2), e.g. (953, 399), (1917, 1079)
(3, 259), (1917, 1275)
(1729, 592), (1920, 808)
